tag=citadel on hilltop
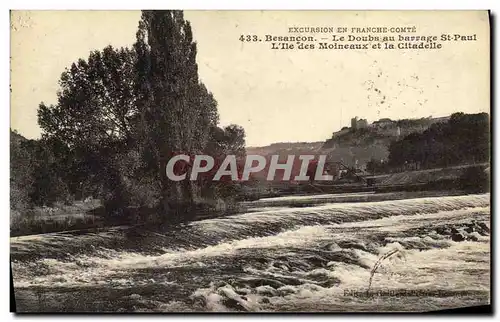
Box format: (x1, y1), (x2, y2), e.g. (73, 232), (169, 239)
(324, 115), (451, 169)
(350, 116), (368, 130)
(333, 116), (400, 138)
(351, 116), (396, 131)
(334, 115), (450, 138)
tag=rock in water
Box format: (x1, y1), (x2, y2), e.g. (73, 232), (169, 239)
(451, 232), (465, 242)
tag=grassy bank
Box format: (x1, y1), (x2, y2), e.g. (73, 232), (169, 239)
(10, 164), (489, 237)
(10, 199), (103, 237)
(10, 197), (244, 237)
(238, 164), (490, 200)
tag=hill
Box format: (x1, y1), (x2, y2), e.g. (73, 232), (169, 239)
(320, 116), (450, 168)
(246, 141), (325, 157)
(11, 129), (28, 145)
(243, 116), (451, 181)
(245, 117), (451, 173)
(245, 142), (325, 182)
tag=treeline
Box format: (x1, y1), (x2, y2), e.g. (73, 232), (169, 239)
(364, 112), (490, 193)
(11, 11), (246, 224)
(388, 112), (489, 168)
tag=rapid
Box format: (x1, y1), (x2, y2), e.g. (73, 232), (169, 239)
(11, 191), (490, 312)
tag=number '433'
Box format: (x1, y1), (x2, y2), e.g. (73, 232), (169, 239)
(239, 35), (259, 42)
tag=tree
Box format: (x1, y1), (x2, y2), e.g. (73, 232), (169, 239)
(10, 130), (35, 210)
(207, 124), (246, 158)
(134, 10), (222, 217)
(38, 46), (138, 148)
(388, 113), (489, 169)
(27, 138), (71, 206)
(367, 158), (390, 174)
(37, 45), (139, 211)
(11, 131), (71, 208)
(200, 125), (247, 199)
(32, 10), (246, 222)
(459, 165), (489, 193)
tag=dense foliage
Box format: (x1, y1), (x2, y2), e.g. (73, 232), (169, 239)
(388, 112), (489, 168)
(12, 11), (246, 223)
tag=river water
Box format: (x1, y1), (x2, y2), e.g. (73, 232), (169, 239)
(11, 191), (490, 312)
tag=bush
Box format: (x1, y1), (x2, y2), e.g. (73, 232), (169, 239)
(459, 166), (489, 193)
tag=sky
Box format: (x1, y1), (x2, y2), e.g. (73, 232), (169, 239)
(10, 11), (490, 147)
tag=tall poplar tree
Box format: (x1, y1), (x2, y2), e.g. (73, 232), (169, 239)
(134, 10), (219, 216)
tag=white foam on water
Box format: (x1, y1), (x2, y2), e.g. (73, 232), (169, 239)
(11, 193), (491, 312)
(200, 240), (490, 312)
(190, 194), (489, 233)
(255, 191), (376, 202)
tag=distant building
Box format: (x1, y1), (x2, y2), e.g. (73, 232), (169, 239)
(372, 118), (394, 127)
(358, 119), (368, 129)
(351, 116), (368, 130)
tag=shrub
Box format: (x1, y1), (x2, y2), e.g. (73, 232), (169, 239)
(459, 166), (489, 193)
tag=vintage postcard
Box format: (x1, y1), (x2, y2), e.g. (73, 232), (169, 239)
(10, 10), (491, 313)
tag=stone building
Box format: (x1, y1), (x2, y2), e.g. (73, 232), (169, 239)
(350, 116), (368, 130)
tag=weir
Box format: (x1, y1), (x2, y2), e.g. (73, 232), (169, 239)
(11, 193), (489, 262)
(11, 192), (490, 312)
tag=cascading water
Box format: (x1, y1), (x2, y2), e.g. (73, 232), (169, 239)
(11, 192), (490, 312)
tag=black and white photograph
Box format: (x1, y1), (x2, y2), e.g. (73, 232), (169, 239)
(9, 10), (491, 313)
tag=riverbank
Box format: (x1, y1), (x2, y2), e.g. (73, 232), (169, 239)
(240, 163), (489, 200)
(10, 164), (489, 237)
(11, 193), (490, 312)
(9, 199), (244, 238)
